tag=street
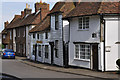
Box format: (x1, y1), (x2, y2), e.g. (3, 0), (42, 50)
(2, 59), (93, 78)
(1, 58), (109, 80)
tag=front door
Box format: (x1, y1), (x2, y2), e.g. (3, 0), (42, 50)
(49, 42), (54, 65)
(92, 44), (98, 70)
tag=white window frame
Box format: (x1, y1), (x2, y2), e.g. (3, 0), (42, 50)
(45, 45), (49, 59)
(74, 44), (90, 61)
(38, 45), (41, 57)
(78, 17), (89, 30)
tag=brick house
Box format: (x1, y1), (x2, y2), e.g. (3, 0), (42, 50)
(6, 2), (49, 57)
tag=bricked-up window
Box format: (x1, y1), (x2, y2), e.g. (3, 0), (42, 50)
(45, 45), (49, 59)
(38, 45), (41, 57)
(37, 34), (39, 39)
(33, 33), (35, 39)
(33, 45), (35, 55)
(75, 44), (90, 60)
(55, 40), (59, 58)
(55, 14), (59, 30)
(45, 32), (48, 39)
(78, 17), (89, 30)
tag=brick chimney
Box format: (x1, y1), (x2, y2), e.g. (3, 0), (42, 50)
(24, 3), (32, 17)
(21, 11), (24, 18)
(34, 2), (49, 20)
(4, 21), (9, 28)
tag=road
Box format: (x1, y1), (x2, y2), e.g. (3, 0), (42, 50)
(2, 59), (106, 79)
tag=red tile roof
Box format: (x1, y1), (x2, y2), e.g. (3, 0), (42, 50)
(29, 16), (50, 33)
(64, 2), (119, 19)
(6, 12), (41, 29)
(49, 2), (75, 17)
(30, 2), (75, 33)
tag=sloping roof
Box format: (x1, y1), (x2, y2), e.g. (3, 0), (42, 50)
(30, 2), (75, 33)
(64, 2), (119, 18)
(29, 16), (50, 33)
(49, 2), (75, 17)
(7, 12), (41, 29)
(1, 29), (7, 34)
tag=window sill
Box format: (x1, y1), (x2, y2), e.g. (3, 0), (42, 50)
(74, 58), (90, 62)
(77, 29), (89, 31)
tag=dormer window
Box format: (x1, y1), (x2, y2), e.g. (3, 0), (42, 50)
(55, 14), (59, 30)
(78, 17), (89, 30)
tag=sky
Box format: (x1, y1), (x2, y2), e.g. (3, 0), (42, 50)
(0, 0), (60, 32)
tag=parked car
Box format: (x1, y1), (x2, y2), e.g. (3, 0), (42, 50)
(2, 49), (15, 59)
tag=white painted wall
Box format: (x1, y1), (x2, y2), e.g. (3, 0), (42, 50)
(105, 17), (119, 71)
(50, 14), (64, 66)
(13, 29), (16, 52)
(69, 15), (100, 69)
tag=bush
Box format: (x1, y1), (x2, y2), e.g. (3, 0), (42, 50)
(116, 59), (120, 68)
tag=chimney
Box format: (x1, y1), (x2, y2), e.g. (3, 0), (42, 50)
(21, 11), (24, 18)
(24, 3), (32, 17)
(35, 2), (49, 13)
(4, 21), (9, 28)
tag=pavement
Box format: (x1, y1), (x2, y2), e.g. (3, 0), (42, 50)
(15, 56), (120, 79)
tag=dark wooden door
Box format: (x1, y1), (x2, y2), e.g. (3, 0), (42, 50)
(49, 42), (54, 64)
(92, 44), (98, 70)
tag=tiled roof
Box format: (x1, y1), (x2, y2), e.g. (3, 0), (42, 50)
(64, 2), (119, 18)
(29, 16), (50, 33)
(49, 2), (75, 17)
(1, 29), (7, 34)
(30, 2), (75, 33)
(7, 12), (41, 29)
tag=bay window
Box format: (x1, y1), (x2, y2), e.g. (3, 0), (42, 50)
(75, 44), (90, 60)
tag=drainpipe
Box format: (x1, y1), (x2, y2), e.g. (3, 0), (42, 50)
(100, 14), (106, 71)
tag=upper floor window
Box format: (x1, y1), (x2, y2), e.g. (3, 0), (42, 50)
(78, 17), (89, 30)
(33, 33), (35, 39)
(75, 44), (90, 60)
(55, 14), (59, 30)
(45, 32), (48, 39)
(37, 34), (39, 39)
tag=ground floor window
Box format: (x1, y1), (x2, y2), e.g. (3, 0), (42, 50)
(55, 40), (59, 58)
(38, 45), (41, 57)
(45, 45), (49, 59)
(75, 44), (90, 60)
(33, 45), (35, 55)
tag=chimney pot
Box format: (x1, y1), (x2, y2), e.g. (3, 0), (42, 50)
(21, 11), (24, 18)
(4, 21), (9, 28)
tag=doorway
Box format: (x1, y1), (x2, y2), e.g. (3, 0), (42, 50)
(92, 44), (98, 70)
(49, 42), (54, 65)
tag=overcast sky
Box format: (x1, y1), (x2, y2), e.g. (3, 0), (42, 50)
(0, 0), (60, 32)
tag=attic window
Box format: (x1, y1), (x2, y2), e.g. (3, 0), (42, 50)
(78, 17), (89, 30)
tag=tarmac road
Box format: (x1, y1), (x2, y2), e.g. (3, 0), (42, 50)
(2, 59), (114, 80)
(2, 59), (93, 78)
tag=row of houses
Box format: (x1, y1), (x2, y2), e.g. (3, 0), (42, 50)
(2, 1), (120, 71)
